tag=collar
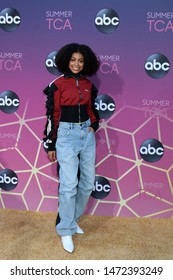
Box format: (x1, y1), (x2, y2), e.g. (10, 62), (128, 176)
(64, 70), (85, 80)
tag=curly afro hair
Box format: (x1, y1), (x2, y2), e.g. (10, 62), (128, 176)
(55, 43), (100, 76)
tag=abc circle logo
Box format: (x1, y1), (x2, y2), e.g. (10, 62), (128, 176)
(0, 7), (21, 32)
(95, 94), (116, 119)
(95, 8), (120, 33)
(0, 169), (18, 191)
(91, 176), (111, 199)
(45, 51), (59, 75)
(144, 53), (170, 79)
(0, 90), (20, 114)
(140, 138), (164, 162)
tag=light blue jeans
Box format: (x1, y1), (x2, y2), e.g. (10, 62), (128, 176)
(55, 119), (96, 236)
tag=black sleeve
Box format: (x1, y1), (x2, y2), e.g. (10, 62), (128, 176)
(43, 83), (58, 151)
(90, 84), (100, 132)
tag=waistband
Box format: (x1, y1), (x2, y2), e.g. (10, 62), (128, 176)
(59, 119), (91, 128)
(60, 105), (89, 123)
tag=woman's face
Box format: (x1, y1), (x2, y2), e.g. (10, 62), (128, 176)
(69, 52), (84, 74)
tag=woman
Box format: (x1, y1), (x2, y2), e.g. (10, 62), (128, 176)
(43, 43), (100, 253)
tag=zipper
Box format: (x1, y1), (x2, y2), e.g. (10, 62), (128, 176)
(76, 79), (83, 123)
(78, 103), (81, 123)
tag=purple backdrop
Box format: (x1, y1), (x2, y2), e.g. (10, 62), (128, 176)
(0, 0), (173, 218)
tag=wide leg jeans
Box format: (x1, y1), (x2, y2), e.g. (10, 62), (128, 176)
(55, 119), (96, 236)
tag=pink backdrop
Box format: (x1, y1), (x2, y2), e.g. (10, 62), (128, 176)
(0, 0), (173, 218)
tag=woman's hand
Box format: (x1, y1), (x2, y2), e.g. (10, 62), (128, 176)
(48, 151), (56, 162)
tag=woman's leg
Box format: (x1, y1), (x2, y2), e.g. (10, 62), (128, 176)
(75, 129), (96, 221)
(56, 123), (80, 236)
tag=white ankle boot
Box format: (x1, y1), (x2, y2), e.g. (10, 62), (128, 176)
(76, 224), (84, 234)
(61, 235), (74, 253)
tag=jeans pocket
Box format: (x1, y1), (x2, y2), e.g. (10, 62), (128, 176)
(58, 126), (71, 137)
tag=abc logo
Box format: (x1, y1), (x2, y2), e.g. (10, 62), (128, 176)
(95, 8), (120, 33)
(91, 176), (111, 199)
(45, 51), (60, 75)
(0, 7), (21, 32)
(0, 169), (18, 191)
(144, 54), (170, 79)
(140, 138), (164, 162)
(95, 94), (115, 119)
(0, 90), (20, 114)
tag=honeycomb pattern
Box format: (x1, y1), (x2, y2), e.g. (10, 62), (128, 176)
(1, 102), (173, 217)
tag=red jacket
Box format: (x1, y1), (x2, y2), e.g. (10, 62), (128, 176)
(43, 72), (99, 151)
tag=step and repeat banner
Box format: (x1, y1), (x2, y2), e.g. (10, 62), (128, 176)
(0, 0), (173, 218)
